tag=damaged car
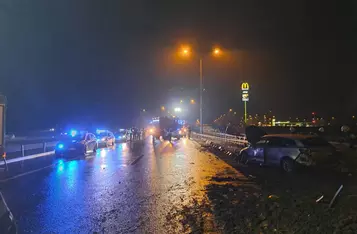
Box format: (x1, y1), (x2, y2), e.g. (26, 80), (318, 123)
(238, 126), (338, 172)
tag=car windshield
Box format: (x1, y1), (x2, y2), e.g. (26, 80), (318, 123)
(301, 137), (331, 147)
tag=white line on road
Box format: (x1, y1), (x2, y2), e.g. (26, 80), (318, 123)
(0, 151), (54, 166)
(0, 164), (54, 183)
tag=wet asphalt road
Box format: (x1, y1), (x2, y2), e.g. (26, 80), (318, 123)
(0, 137), (243, 233)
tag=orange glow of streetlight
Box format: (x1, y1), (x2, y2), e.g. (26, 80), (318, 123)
(190, 99), (195, 104)
(213, 47), (222, 56)
(179, 45), (191, 57)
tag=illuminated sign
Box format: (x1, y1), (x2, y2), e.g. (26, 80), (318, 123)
(241, 82), (249, 91)
(242, 93), (249, 101)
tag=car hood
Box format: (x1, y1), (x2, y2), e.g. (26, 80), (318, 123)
(245, 125), (267, 145)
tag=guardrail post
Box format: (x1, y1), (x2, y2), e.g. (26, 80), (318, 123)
(21, 144), (25, 157)
(43, 142), (47, 152)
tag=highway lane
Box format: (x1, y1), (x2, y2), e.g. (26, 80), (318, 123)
(0, 137), (246, 233)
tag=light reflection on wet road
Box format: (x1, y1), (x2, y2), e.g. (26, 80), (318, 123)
(0, 138), (242, 233)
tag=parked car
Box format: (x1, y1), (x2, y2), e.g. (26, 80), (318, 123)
(96, 130), (115, 147)
(238, 134), (337, 172)
(55, 132), (97, 157)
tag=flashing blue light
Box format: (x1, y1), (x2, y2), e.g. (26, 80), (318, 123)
(58, 143), (64, 149)
(70, 129), (77, 137)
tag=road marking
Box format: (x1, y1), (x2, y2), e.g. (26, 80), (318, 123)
(130, 155), (144, 165)
(0, 164), (54, 183)
(0, 151), (54, 166)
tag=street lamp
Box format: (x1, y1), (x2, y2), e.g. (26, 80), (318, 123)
(179, 46), (223, 134)
(213, 48), (221, 56)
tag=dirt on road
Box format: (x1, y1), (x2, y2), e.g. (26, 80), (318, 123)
(169, 142), (357, 234)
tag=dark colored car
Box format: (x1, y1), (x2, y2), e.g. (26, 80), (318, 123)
(55, 132), (97, 157)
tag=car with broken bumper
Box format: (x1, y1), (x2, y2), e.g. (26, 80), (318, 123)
(238, 134), (338, 172)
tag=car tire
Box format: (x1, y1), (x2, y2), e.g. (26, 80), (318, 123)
(239, 152), (249, 164)
(281, 157), (294, 173)
(93, 144), (97, 153)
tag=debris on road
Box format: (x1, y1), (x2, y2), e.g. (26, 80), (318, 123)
(268, 194), (279, 200)
(316, 195), (324, 203)
(329, 184), (344, 208)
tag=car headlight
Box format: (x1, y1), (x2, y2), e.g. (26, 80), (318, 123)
(57, 143), (64, 149)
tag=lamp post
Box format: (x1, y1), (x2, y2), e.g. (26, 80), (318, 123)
(199, 58), (203, 134)
(180, 46), (222, 134)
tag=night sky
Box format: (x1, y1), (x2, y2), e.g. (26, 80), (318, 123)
(1, 0), (356, 132)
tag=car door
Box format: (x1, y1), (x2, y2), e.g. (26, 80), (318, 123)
(265, 137), (296, 166)
(250, 139), (267, 163)
(84, 133), (91, 150)
(108, 132), (114, 144)
(89, 134), (96, 150)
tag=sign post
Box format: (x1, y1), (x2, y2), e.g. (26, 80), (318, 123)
(0, 94), (6, 170)
(241, 82), (249, 123)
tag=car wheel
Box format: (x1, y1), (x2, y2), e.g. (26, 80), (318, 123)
(239, 152), (249, 164)
(93, 144), (97, 153)
(281, 157), (294, 173)
(83, 145), (87, 155)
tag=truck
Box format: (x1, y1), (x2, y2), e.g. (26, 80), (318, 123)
(151, 116), (185, 142)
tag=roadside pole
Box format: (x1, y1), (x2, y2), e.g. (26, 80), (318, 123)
(0, 94), (7, 171)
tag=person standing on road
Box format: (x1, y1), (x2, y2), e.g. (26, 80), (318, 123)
(187, 125), (192, 139)
(128, 128), (133, 141)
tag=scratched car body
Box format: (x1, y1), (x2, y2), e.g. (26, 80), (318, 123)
(239, 134), (338, 172)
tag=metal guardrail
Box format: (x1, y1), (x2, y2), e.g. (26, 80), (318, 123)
(6, 141), (57, 158)
(192, 132), (248, 146)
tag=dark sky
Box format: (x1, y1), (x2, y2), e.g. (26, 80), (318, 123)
(1, 0), (357, 131)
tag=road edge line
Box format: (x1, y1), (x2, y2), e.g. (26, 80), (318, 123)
(0, 151), (54, 166)
(0, 164), (54, 183)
